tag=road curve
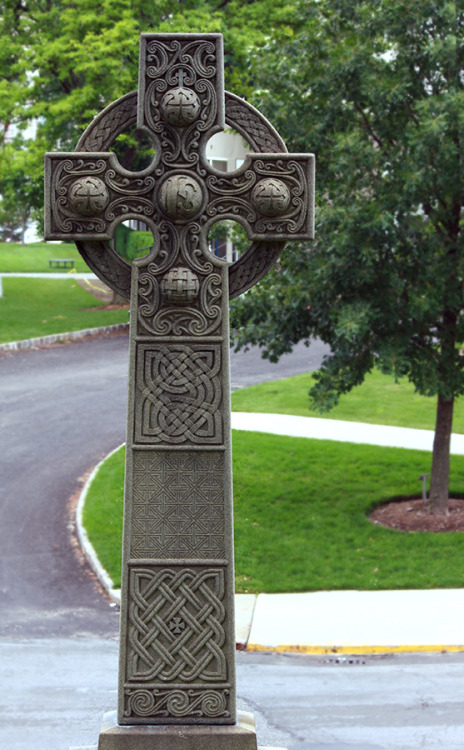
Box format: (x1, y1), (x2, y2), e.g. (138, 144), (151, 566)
(0, 333), (329, 638)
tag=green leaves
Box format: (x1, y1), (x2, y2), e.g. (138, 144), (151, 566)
(228, 0), (464, 506)
(0, 0), (297, 240)
(232, 0), (464, 403)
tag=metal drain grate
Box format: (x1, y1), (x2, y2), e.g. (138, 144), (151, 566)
(322, 656), (368, 666)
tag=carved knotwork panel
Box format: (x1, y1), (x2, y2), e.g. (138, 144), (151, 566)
(130, 450), (226, 559)
(134, 343), (222, 445)
(123, 564), (231, 722)
(126, 565), (227, 684)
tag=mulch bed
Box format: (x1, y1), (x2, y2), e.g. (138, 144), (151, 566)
(370, 497), (464, 532)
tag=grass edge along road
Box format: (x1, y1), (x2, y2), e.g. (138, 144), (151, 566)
(0, 277), (128, 344)
(83, 434), (464, 594)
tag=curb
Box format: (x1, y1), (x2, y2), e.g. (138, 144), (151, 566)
(0, 322), (129, 352)
(245, 643), (464, 655)
(76, 445), (124, 605)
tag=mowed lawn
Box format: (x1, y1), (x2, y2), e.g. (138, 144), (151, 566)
(0, 241), (89, 273)
(8, 240), (464, 594)
(231, 369), (464, 433)
(83, 435), (464, 594)
(0, 277), (128, 343)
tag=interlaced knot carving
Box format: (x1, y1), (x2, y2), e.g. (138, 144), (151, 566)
(136, 344), (222, 444)
(127, 567), (226, 682)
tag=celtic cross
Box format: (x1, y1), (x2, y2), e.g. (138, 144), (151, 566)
(45, 33), (314, 745)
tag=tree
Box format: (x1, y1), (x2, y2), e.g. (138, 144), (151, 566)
(0, 139), (43, 243)
(0, 2), (28, 149)
(231, 0), (464, 512)
(2, 0), (299, 150)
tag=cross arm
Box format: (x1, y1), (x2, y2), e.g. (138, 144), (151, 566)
(205, 153), (315, 242)
(44, 152), (158, 241)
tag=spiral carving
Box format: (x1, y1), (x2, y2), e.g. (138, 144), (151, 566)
(124, 687), (230, 720)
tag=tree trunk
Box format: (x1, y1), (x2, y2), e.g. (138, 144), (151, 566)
(428, 393), (454, 513)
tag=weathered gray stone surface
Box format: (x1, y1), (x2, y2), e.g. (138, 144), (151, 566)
(98, 710), (258, 750)
(45, 30), (314, 741)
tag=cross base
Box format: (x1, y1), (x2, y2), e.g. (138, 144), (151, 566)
(94, 711), (279, 750)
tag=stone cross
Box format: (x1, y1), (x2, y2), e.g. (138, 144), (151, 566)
(45, 33), (314, 748)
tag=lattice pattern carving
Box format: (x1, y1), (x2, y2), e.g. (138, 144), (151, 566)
(126, 566), (227, 683)
(135, 343), (222, 445)
(130, 451), (225, 559)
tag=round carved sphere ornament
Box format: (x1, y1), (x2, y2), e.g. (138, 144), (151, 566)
(69, 176), (109, 216)
(161, 88), (201, 127)
(159, 175), (203, 220)
(161, 267), (200, 305)
(251, 178), (291, 217)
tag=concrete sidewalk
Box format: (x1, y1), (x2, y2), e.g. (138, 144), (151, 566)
(239, 589), (464, 654)
(77, 412), (464, 656)
(80, 586), (464, 656)
(231, 411), (464, 454)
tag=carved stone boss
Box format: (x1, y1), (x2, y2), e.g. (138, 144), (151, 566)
(45, 34), (314, 728)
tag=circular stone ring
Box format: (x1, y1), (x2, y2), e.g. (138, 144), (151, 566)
(75, 90), (288, 301)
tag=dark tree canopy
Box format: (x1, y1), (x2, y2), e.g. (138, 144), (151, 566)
(231, 0), (464, 510)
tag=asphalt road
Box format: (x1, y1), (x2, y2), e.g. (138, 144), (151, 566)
(1, 640), (464, 750)
(0, 332), (328, 638)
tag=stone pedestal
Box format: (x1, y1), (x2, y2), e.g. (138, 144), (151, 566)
(98, 711), (258, 750)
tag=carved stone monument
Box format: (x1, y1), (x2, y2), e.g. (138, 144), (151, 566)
(45, 33), (314, 749)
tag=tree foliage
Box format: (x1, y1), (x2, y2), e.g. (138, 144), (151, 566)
(0, 0), (298, 235)
(231, 0), (464, 510)
(0, 139), (43, 242)
(1, 0), (298, 149)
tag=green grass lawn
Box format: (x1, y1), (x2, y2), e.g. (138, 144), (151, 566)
(0, 241), (90, 273)
(0, 277), (128, 343)
(231, 369), (464, 433)
(83, 433), (464, 593)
